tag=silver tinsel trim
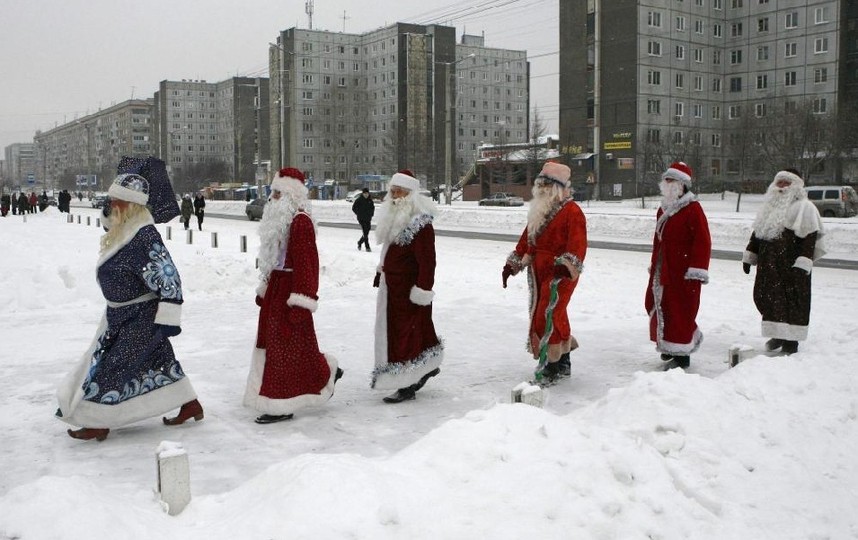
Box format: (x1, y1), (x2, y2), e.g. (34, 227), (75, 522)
(557, 252), (584, 274)
(393, 214), (433, 246)
(506, 251), (524, 273)
(371, 342), (444, 387)
(528, 198), (574, 245)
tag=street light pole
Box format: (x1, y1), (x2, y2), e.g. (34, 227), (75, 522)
(441, 53), (475, 205)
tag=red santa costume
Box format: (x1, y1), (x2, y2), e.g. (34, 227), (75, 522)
(371, 171), (443, 400)
(244, 168), (340, 422)
(503, 162), (588, 374)
(644, 162), (712, 362)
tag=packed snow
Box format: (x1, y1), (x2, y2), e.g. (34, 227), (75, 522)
(1, 193), (857, 539)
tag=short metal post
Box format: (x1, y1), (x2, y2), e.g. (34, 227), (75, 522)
(166, 226), (172, 240)
(240, 235), (247, 253)
(186, 229), (193, 244)
(76, 215), (81, 224)
(86, 216), (91, 226)
(96, 218), (101, 228)
(211, 232), (218, 248)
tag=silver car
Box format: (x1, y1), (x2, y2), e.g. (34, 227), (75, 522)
(805, 186), (858, 218)
(478, 192), (525, 207)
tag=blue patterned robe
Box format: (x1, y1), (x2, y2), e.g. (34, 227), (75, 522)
(56, 215), (197, 429)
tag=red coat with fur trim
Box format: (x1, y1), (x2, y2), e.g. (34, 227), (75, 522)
(645, 199), (711, 355)
(508, 200), (588, 361)
(246, 212), (336, 414)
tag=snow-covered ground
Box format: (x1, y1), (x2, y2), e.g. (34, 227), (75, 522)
(1, 195), (857, 539)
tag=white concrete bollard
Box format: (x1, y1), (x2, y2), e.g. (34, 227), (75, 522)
(186, 229), (193, 244)
(511, 381), (545, 408)
(76, 215), (81, 224)
(86, 216), (91, 226)
(23, 214), (27, 223)
(728, 343), (756, 367)
(240, 235), (247, 253)
(166, 226), (172, 240)
(156, 441), (191, 516)
(211, 232), (218, 248)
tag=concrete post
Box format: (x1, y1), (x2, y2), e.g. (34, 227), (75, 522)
(156, 441), (191, 516)
(166, 226), (172, 240)
(186, 229), (193, 244)
(211, 232), (218, 248)
(86, 216), (91, 226)
(240, 235), (247, 253)
(511, 382), (545, 408)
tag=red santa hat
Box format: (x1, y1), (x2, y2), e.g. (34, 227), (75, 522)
(389, 169), (421, 192)
(662, 161), (693, 188)
(271, 167), (305, 193)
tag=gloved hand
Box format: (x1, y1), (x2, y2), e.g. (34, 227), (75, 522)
(154, 324), (182, 339)
(255, 295), (264, 307)
(287, 306), (311, 325)
(373, 272), (381, 288)
(502, 264), (513, 288)
(742, 263), (751, 274)
(553, 264), (571, 279)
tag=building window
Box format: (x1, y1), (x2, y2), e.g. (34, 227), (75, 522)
(712, 77), (722, 92)
(693, 103), (703, 117)
(757, 46), (769, 61)
(647, 99), (661, 114)
(694, 48), (704, 62)
(758, 17), (769, 32)
(648, 41), (662, 56)
(676, 73), (685, 88)
(814, 7), (829, 24)
(814, 67), (828, 83)
(647, 70), (662, 85)
(712, 105), (722, 119)
(814, 38), (828, 54)
(755, 103), (767, 117)
(648, 11), (662, 27)
(647, 129), (661, 143)
(695, 20), (704, 33)
(676, 16), (686, 31)
(729, 77), (742, 92)
(785, 100), (797, 114)
(694, 75), (703, 90)
(784, 71), (797, 86)
(812, 98), (827, 113)
(713, 50), (722, 64)
(695, 0), (704, 5)
(785, 11), (798, 29)
(756, 74), (768, 89)
(731, 0), (742, 7)
(784, 42), (797, 58)
(713, 23), (722, 37)
(731, 50), (743, 64)
(729, 105), (742, 118)
(673, 131), (684, 144)
(731, 22), (743, 36)
(676, 45), (686, 59)
(711, 133), (721, 147)
(674, 102), (685, 118)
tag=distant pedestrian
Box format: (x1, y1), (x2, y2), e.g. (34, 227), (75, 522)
(352, 187), (375, 252)
(18, 193), (28, 214)
(180, 195), (193, 230)
(645, 162), (711, 370)
(1, 193), (10, 217)
(742, 169), (825, 355)
(11, 192), (18, 215)
(28, 192), (37, 213)
(193, 194), (205, 231)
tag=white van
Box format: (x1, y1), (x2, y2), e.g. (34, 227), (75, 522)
(804, 186), (858, 218)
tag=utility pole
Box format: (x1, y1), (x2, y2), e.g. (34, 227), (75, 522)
(593, 0), (602, 201)
(442, 53), (475, 205)
(305, 0), (314, 30)
(341, 10), (350, 32)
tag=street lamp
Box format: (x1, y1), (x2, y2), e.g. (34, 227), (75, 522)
(439, 53), (475, 205)
(269, 42), (295, 171)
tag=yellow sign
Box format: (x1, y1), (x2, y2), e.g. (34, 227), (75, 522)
(603, 141), (632, 150)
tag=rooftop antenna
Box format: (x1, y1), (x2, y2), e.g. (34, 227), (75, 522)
(305, 0), (314, 30)
(130, 86), (136, 100)
(341, 10), (350, 32)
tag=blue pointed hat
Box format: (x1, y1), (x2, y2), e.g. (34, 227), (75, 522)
(115, 156), (180, 223)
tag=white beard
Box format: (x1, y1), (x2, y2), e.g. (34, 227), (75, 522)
(257, 196), (297, 279)
(753, 183), (800, 241)
(659, 180), (685, 206)
(375, 197), (415, 244)
(527, 185), (563, 235)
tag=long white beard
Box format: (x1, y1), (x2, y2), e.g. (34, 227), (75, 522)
(659, 180), (685, 206)
(527, 188), (559, 235)
(257, 197), (297, 278)
(753, 184), (799, 241)
(375, 197), (415, 244)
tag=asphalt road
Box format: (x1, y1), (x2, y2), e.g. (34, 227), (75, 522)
(209, 212), (858, 271)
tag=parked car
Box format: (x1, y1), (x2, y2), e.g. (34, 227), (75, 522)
(245, 197), (267, 220)
(91, 195), (109, 209)
(805, 185), (858, 218)
(345, 189), (363, 202)
(478, 192), (525, 207)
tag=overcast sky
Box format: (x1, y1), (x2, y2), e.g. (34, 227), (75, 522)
(0, 0), (559, 151)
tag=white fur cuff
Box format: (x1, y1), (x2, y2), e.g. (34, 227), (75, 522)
(409, 286), (435, 306)
(742, 250), (758, 265)
(793, 256), (813, 274)
(684, 267), (709, 284)
(287, 293), (318, 312)
(154, 301), (182, 326)
(256, 280), (268, 298)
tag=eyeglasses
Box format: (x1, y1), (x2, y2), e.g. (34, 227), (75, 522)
(535, 175), (562, 187)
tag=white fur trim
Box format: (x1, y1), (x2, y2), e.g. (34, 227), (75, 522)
(96, 212), (155, 268)
(154, 301), (182, 326)
(409, 286), (434, 306)
(243, 349), (338, 415)
(684, 267), (709, 284)
(108, 183), (149, 206)
(256, 281), (268, 298)
(663, 167), (692, 185)
(287, 293), (318, 313)
(389, 172), (420, 192)
(793, 256), (813, 274)
(742, 250), (758, 265)
(371, 344), (444, 390)
(774, 170), (803, 187)
(657, 328), (704, 355)
(762, 320), (808, 341)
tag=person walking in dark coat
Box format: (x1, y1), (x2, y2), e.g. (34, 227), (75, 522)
(18, 193), (28, 214)
(193, 194), (205, 231)
(180, 195), (193, 230)
(1, 193), (10, 217)
(351, 187), (375, 252)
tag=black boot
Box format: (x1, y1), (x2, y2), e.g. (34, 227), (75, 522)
(357, 238), (363, 250)
(255, 414), (294, 424)
(557, 353), (571, 377)
(411, 368), (440, 392)
(765, 338), (784, 352)
(663, 356), (690, 370)
(541, 361), (562, 382)
(660, 353), (674, 361)
(781, 340), (799, 355)
(383, 387), (416, 403)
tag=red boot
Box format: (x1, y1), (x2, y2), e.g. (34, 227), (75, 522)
(163, 399), (204, 426)
(67, 428), (110, 441)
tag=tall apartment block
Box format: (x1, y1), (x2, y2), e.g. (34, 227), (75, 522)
(561, 0), (858, 199)
(269, 23), (529, 188)
(33, 100), (153, 191)
(153, 77), (270, 187)
(3, 143), (36, 189)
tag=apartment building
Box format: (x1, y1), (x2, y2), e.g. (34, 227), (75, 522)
(33, 100), (153, 192)
(269, 23), (529, 188)
(561, 0), (857, 199)
(152, 77), (271, 187)
(3, 143), (36, 189)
